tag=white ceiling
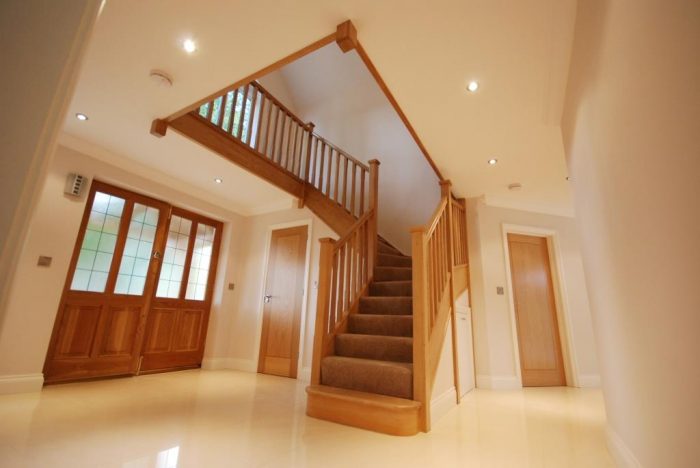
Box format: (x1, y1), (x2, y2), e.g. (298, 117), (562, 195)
(65, 0), (577, 217)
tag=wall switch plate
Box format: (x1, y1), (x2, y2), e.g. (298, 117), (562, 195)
(227, 283), (235, 290)
(37, 256), (52, 267)
(496, 286), (504, 295)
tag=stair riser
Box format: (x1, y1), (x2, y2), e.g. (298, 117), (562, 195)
(348, 315), (413, 337)
(378, 243), (402, 256)
(321, 358), (413, 400)
(335, 335), (413, 363)
(370, 281), (413, 296)
(374, 267), (412, 281)
(359, 297), (412, 315)
(377, 254), (412, 268)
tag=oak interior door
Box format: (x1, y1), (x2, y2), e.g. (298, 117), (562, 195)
(44, 182), (169, 383)
(140, 208), (222, 372)
(257, 225), (308, 378)
(507, 233), (566, 387)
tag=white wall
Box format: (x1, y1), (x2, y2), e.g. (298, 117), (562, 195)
(0, 0), (100, 331)
(467, 198), (599, 389)
(561, 0), (700, 466)
(0, 143), (246, 393)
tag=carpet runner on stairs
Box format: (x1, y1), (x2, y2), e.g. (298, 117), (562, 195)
(320, 237), (414, 400)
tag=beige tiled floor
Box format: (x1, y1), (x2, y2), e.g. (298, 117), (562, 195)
(0, 370), (613, 467)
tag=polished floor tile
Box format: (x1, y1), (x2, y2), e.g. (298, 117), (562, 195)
(0, 370), (613, 467)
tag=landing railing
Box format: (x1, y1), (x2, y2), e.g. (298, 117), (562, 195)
(411, 180), (469, 431)
(194, 81), (370, 219)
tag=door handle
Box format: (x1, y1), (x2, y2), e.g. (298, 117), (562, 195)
(264, 294), (273, 303)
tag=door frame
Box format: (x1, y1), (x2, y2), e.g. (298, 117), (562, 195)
(501, 224), (579, 388)
(253, 219), (313, 380)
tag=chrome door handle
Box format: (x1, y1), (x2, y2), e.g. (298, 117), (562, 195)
(264, 295), (272, 303)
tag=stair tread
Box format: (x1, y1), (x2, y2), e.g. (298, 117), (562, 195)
(306, 384), (420, 409)
(338, 332), (412, 342)
(322, 355), (412, 370)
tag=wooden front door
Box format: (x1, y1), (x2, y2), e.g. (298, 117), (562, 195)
(257, 225), (308, 378)
(507, 233), (566, 387)
(140, 208), (222, 372)
(44, 182), (169, 383)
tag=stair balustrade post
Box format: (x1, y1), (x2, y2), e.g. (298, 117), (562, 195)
(440, 180), (462, 403)
(310, 238), (335, 385)
(411, 226), (431, 431)
(298, 122), (315, 209)
(368, 159), (380, 276)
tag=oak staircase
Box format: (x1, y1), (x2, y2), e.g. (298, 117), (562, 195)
(152, 60), (470, 438)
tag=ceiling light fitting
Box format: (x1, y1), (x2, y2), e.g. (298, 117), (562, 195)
(149, 70), (173, 88)
(214, 178), (223, 184)
(467, 81), (479, 92)
(183, 38), (197, 54)
(488, 158), (498, 165)
(75, 113), (89, 121)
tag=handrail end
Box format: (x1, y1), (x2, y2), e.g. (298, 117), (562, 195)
(150, 119), (168, 137)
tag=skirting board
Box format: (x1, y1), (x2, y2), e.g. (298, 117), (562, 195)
(0, 373), (44, 395)
(476, 374), (521, 390)
(577, 374), (601, 388)
(201, 358), (257, 373)
(431, 386), (458, 426)
(606, 426), (642, 468)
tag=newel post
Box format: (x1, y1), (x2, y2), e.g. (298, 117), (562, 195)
(298, 122), (316, 209)
(411, 226), (431, 431)
(440, 180), (462, 402)
(310, 238), (335, 385)
(368, 159), (380, 275)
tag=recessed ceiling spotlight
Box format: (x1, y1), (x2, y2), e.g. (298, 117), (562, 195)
(488, 158), (498, 165)
(214, 177), (223, 184)
(183, 38), (197, 54)
(75, 113), (89, 121)
(467, 81), (479, 92)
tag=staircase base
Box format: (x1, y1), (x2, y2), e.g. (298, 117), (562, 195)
(306, 384), (422, 436)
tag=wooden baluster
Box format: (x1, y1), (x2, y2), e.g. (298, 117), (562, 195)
(260, 95), (271, 155)
(230, 88), (241, 137)
(368, 159), (380, 277)
(411, 226), (431, 432)
(333, 150), (340, 202)
(336, 242), (348, 318)
(245, 88), (258, 146)
(311, 238), (335, 385)
(324, 143), (333, 196)
(253, 93), (267, 154)
(341, 156), (349, 209)
(217, 92), (229, 129)
(310, 136), (318, 186)
(269, 106), (280, 162)
(205, 98), (214, 121)
(236, 85), (250, 139)
(304, 124), (315, 183)
(349, 163), (357, 217)
(318, 140), (326, 193)
(359, 169), (366, 216)
(277, 113), (288, 167)
(290, 122), (300, 174)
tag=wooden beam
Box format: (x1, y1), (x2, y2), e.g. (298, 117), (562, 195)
(354, 42), (444, 180)
(336, 20), (358, 52)
(150, 119), (168, 137)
